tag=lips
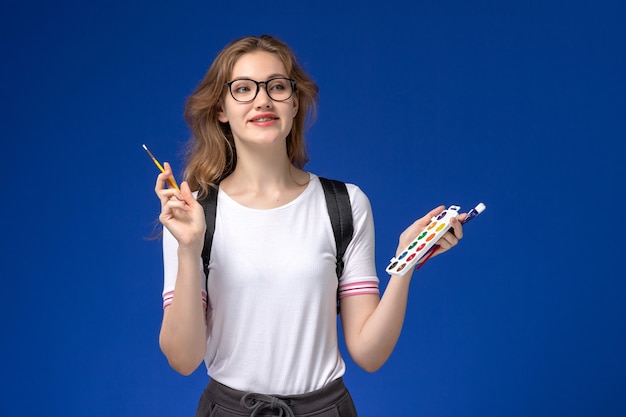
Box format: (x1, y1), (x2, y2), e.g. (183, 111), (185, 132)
(249, 113), (278, 123)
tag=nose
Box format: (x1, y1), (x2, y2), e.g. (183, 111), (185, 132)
(254, 82), (272, 107)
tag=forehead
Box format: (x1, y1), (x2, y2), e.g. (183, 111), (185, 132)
(231, 51), (288, 79)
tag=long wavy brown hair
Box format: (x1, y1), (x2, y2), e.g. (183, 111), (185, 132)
(182, 35), (319, 198)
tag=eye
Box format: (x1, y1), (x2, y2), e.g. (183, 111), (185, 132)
(231, 80), (254, 94)
(268, 79), (289, 91)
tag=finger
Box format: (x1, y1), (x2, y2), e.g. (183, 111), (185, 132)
(163, 162), (182, 191)
(169, 181), (199, 209)
(156, 165), (183, 202)
(156, 186), (182, 206)
(409, 205), (445, 232)
(430, 205), (446, 216)
(179, 181), (195, 202)
(155, 171), (171, 194)
(161, 182), (195, 211)
(438, 230), (459, 250)
(423, 205), (445, 223)
(161, 162), (177, 190)
(399, 206), (445, 247)
(449, 216), (464, 239)
(155, 162), (176, 190)
(164, 198), (190, 212)
(155, 171), (165, 193)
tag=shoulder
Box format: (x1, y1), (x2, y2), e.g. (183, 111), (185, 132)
(309, 173), (371, 213)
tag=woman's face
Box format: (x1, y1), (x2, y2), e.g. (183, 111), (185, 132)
(218, 51), (298, 151)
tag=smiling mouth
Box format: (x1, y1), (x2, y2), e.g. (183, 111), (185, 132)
(251, 117), (278, 122)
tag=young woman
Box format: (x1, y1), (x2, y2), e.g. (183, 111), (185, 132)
(153, 34), (465, 417)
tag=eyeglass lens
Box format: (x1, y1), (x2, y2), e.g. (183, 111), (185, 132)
(228, 78), (294, 102)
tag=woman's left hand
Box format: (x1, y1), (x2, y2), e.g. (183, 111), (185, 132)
(397, 205), (467, 259)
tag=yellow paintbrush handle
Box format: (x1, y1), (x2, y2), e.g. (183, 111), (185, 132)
(142, 144), (180, 191)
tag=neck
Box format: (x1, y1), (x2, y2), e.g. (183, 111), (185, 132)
(220, 145), (309, 209)
(231, 159), (297, 189)
(228, 138), (305, 188)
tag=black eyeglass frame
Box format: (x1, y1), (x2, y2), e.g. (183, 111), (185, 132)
(224, 77), (297, 103)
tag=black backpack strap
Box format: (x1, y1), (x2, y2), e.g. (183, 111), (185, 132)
(319, 177), (354, 279)
(198, 186), (219, 280)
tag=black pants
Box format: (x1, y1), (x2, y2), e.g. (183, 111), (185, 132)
(195, 378), (358, 417)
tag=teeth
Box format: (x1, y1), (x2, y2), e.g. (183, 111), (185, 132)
(253, 117), (274, 122)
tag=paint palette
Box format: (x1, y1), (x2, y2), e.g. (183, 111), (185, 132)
(386, 205), (461, 276)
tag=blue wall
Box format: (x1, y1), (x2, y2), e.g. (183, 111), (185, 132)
(1, 1), (625, 416)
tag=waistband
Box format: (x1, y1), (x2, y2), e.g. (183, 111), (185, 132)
(205, 378), (349, 416)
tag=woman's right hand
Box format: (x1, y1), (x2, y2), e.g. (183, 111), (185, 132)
(155, 162), (206, 252)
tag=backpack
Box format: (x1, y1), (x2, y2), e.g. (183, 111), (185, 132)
(198, 177), (353, 311)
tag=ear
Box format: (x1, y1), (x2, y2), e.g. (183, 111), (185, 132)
(292, 93), (299, 118)
(217, 102), (228, 123)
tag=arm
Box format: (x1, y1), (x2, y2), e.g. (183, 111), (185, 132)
(341, 206), (465, 372)
(154, 163), (208, 375)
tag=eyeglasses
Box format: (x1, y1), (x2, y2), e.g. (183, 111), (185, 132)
(225, 77), (296, 103)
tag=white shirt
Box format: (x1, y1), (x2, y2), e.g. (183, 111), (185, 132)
(162, 174), (379, 395)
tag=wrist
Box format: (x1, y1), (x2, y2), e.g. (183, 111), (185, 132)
(177, 243), (203, 260)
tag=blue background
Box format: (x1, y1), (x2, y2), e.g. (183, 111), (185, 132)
(1, 1), (625, 416)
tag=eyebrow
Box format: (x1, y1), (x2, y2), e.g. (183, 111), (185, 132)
(230, 73), (289, 81)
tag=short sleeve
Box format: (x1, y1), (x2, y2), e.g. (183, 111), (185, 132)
(337, 185), (380, 298)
